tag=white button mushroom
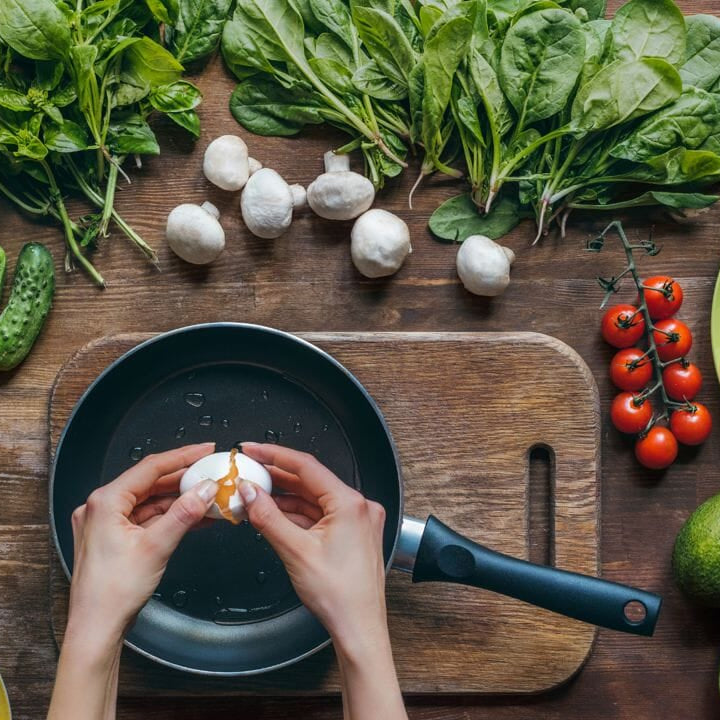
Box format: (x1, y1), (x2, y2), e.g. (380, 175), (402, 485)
(307, 151), (375, 220)
(240, 168), (305, 239)
(203, 135), (251, 191)
(456, 235), (516, 297)
(351, 209), (411, 278)
(166, 202), (225, 264)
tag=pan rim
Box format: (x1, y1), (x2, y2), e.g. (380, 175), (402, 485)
(49, 322), (403, 676)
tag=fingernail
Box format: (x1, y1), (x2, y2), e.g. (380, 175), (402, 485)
(238, 480), (257, 504)
(195, 479), (218, 504)
(200, 442), (216, 448)
(241, 441), (259, 448)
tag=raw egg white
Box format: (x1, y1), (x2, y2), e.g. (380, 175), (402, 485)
(179, 449), (272, 524)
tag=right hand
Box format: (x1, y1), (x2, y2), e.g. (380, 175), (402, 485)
(238, 443), (388, 653)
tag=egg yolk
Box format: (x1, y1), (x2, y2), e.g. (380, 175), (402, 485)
(215, 448), (240, 524)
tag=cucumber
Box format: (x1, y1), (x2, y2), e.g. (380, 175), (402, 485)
(0, 243), (55, 371)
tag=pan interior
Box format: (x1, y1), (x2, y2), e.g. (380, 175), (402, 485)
(104, 361), (357, 623)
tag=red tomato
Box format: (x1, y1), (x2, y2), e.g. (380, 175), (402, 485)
(652, 318), (692, 361)
(635, 427), (678, 470)
(662, 361), (702, 401)
(610, 392), (653, 434)
(609, 348), (653, 391)
(601, 304), (645, 348)
(670, 403), (713, 446)
(640, 276), (684, 320)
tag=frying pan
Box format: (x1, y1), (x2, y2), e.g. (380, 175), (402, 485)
(51, 323), (661, 676)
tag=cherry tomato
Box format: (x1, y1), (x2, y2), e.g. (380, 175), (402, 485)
(635, 426), (678, 470)
(609, 348), (653, 392)
(670, 403), (713, 446)
(610, 392), (653, 434)
(640, 276), (684, 320)
(662, 361), (703, 401)
(652, 318), (692, 362)
(601, 304), (645, 348)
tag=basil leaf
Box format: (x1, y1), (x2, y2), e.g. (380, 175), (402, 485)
(44, 119), (90, 152)
(167, 109), (200, 137)
(145, 0), (179, 25)
(429, 193), (526, 242)
(611, 0), (686, 67)
(167, 0), (232, 64)
(499, 8), (585, 127)
(0, 88), (31, 112)
(149, 80), (203, 112)
(0, 0), (71, 61)
(122, 37), (184, 89)
(107, 113), (160, 155)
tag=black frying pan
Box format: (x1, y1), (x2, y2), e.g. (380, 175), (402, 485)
(51, 323), (661, 675)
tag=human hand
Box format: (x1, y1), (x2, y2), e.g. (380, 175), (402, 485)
(67, 442), (218, 643)
(238, 443), (388, 655)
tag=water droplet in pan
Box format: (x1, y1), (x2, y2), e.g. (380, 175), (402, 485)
(322, 424), (329, 432)
(221, 419), (230, 428)
(152, 592), (163, 601)
(256, 571), (267, 584)
(261, 390), (269, 401)
(184, 392), (205, 408)
(255, 532), (263, 542)
(175, 426), (186, 439)
(172, 590), (188, 608)
(215, 596), (223, 607)
(265, 429), (278, 443)
(199, 415), (213, 427)
(294, 422), (302, 433)
(129, 446), (143, 461)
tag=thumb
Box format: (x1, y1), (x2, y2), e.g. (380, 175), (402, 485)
(146, 479), (217, 557)
(238, 481), (306, 558)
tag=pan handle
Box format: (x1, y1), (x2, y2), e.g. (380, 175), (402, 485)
(402, 515), (661, 636)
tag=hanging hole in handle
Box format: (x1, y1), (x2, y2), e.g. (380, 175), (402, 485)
(624, 600), (648, 625)
(528, 444), (554, 566)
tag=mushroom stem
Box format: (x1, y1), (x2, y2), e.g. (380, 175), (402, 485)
(290, 184), (307, 209)
(324, 151), (350, 173)
(201, 201), (221, 219)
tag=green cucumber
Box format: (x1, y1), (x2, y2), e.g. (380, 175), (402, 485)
(0, 243), (55, 371)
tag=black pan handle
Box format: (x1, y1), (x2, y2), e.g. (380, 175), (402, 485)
(410, 515), (661, 636)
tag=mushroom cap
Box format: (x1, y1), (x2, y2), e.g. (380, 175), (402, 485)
(307, 171), (375, 221)
(351, 209), (411, 278)
(456, 235), (512, 297)
(166, 203), (225, 265)
(203, 135), (249, 191)
(240, 168), (294, 239)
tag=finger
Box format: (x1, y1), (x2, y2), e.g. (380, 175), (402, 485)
(132, 496), (176, 526)
(238, 481), (307, 558)
(283, 512), (316, 530)
(241, 443), (349, 500)
(150, 468), (187, 497)
(274, 493), (323, 522)
(71, 505), (86, 567)
(265, 466), (318, 505)
(113, 443), (215, 499)
(144, 479), (218, 558)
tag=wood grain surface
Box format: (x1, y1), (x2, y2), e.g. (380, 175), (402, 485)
(1, 0), (720, 716)
(48, 331), (599, 696)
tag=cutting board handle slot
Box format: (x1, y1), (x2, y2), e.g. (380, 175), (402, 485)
(528, 445), (553, 567)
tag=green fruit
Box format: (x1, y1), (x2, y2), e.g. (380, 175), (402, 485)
(673, 492), (720, 606)
(0, 243), (55, 371)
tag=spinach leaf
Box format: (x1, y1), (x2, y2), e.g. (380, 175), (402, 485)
(429, 192), (526, 241)
(309, 0), (356, 51)
(353, 61), (407, 99)
(0, 0), (71, 61)
(579, 18), (611, 85)
(469, 49), (512, 135)
(167, 0), (232, 64)
(562, 0), (606, 20)
(123, 37), (185, 89)
(353, 6), (416, 87)
(107, 113), (160, 155)
(499, 8), (585, 127)
(309, 57), (355, 94)
(572, 58), (682, 131)
(611, 0), (686, 67)
(310, 33), (355, 66)
(149, 80), (203, 112)
(634, 148), (720, 185)
(680, 14), (720, 91)
(229, 80), (326, 135)
(611, 87), (720, 162)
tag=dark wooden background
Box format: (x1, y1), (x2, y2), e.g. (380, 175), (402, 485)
(2, 0), (720, 716)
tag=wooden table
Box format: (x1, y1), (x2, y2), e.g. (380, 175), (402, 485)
(2, 1), (720, 716)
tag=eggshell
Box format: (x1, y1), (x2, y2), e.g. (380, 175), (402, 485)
(179, 451), (272, 523)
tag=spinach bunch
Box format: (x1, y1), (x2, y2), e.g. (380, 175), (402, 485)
(221, 0), (419, 186)
(0, 0), (226, 286)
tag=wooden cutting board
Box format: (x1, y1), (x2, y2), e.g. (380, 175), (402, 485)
(49, 331), (600, 696)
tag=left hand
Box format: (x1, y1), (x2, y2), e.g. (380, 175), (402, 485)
(67, 443), (218, 642)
